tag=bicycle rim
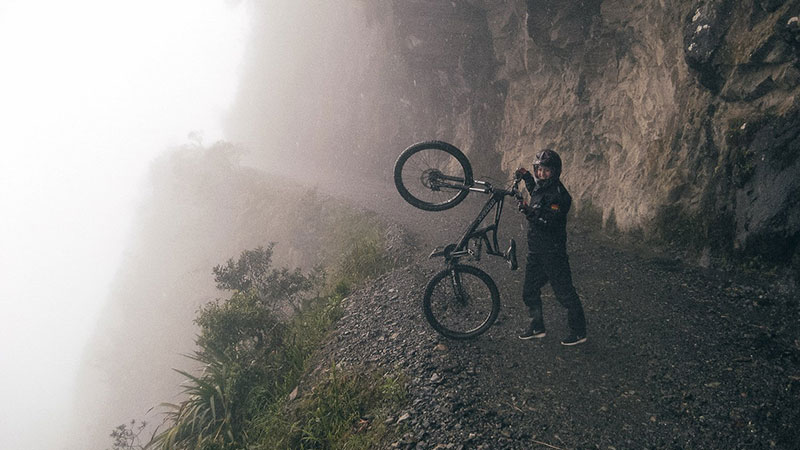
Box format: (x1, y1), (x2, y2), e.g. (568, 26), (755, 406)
(422, 265), (500, 339)
(394, 141), (472, 211)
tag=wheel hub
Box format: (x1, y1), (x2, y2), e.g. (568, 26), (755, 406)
(421, 169), (443, 191)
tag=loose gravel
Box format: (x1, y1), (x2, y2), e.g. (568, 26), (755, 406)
(319, 228), (799, 449)
(305, 176), (799, 449)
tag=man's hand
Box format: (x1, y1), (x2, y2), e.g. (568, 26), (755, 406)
(519, 200), (543, 218)
(514, 167), (528, 180)
(518, 200), (540, 214)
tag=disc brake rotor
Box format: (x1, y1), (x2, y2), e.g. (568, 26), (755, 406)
(421, 169), (443, 191)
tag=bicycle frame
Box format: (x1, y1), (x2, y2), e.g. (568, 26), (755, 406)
(429, 179), (520, 264)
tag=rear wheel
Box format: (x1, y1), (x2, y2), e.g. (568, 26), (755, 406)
(422, 265), (500, 339)
(394, 141), (473, 211)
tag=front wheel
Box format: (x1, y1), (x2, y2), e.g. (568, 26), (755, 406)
(394, 141), (473, 211)
(422, 265), (500, 339)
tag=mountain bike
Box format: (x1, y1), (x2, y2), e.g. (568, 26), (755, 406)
(394, 140), (523, 339)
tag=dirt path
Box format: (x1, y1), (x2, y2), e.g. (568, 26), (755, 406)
(310, 174), (799, 449)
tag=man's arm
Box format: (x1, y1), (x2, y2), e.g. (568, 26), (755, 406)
(514, 168), (536, 194)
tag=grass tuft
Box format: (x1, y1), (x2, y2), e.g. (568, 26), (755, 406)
(249, 365), (407, 450)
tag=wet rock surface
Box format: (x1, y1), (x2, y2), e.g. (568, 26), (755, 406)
(321, 225), (799, 449)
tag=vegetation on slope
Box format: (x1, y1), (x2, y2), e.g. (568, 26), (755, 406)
(106, 145), (407, 450)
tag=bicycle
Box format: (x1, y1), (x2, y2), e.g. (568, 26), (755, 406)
(394, 140), (523, 339)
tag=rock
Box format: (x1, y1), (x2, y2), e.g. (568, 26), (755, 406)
(288, 386), (299, 402)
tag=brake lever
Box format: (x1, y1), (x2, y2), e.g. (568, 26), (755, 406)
(511, 179), (525, 203)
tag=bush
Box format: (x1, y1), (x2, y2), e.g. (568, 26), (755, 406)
(140, 216), (398, 450)
(150, 247), (322, 450)
(149, 350), (245, 450)
(194, 289), (288, 362)
(212, 244), (320, 315)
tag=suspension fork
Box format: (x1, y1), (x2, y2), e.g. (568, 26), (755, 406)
(449, 265), (468, 306)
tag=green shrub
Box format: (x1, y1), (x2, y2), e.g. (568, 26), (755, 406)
(149, 350), (246, 450)
(212, 244), (320, 314)
(147, 287), (348, 450)
(140, 203), (398, 450)
(194, 289), (288, 362)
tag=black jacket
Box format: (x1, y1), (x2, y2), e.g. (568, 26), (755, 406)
(520, 172), (572, 253)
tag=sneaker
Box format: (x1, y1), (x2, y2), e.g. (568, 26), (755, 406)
(560, 333), (587, 346)
(518, 321), (546, 340)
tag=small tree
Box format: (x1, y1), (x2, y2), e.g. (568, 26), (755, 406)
(212, 244), (318, 314)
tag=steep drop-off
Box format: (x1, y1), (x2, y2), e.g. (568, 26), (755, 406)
(70, 144), (408, 449)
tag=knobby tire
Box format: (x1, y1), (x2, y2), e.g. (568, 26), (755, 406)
(393, 141), (473, 211)
(422, 264), (500, 339)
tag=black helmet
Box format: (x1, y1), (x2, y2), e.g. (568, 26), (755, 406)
(533, 149), (562, 179)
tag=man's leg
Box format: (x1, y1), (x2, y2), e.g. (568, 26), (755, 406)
(546, 252), (586, 341)
(520, 251), (548, 338)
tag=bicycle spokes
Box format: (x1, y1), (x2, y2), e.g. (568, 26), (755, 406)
(396, 141), (518, 339)
(395, 144), (471, 211)
(425, 267), (497, 337)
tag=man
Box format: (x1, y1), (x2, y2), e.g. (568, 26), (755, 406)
(515, 149), (587, 346)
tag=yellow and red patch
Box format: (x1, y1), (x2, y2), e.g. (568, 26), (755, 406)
(550, 204), (560, 211)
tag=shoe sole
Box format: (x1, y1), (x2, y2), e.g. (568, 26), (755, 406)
(518, 332), (546, 340)
(560, 337), (587, 346)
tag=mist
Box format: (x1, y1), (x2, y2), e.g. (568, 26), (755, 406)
(65, 3), (392, 447)
(0, 1), (247, 449)
(3, 2), (417, 444)
(6, 1), (793, 448)
(224, 1), (407, 178)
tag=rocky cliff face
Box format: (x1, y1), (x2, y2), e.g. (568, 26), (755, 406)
(227, 1), (799, 270)
(390, 0), (800, 268)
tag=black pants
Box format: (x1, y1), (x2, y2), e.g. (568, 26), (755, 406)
(522, 251), (586, 334)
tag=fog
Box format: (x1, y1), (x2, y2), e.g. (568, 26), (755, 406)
(0, 1), (247, 449)
(0, 1), (407, 447)
(64, 3), (389, 446)
(2, 1), (791, 447)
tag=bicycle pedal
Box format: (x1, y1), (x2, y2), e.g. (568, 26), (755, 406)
(429, 246), (446, 258)
(505, 239), (518, 271)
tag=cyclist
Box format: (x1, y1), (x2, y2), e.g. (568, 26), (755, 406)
(514, 149), (587, 346)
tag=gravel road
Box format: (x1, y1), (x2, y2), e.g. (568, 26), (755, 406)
(307, 173), (800, 449)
